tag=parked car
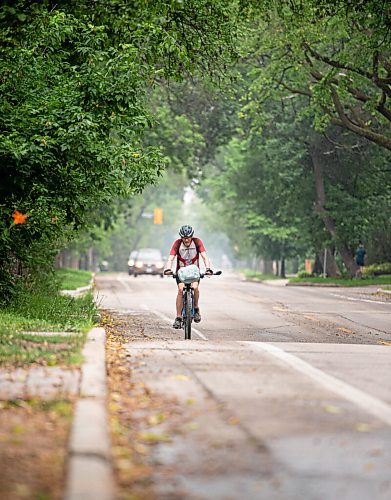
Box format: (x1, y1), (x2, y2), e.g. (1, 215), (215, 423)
(132, 248), (165, 277)
(127, 250), (138, 275)
(98, 260), (109, 272)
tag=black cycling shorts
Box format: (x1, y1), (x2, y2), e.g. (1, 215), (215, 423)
(176, 277), (200, 285)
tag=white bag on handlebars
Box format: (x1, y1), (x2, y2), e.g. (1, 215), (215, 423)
(178, 264), (200, 284)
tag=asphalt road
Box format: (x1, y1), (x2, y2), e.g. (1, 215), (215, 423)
(96, 272), (391, 500)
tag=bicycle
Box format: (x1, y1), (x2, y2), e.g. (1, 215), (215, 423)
(169, 270), (222, 339)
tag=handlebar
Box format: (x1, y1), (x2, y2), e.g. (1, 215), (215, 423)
(165, 270), (222, 279)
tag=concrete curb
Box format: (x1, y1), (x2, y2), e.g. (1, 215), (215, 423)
(286, 282), (346, 287)
(287, 282), (391, 289)
(377, 288), (391, 295)
(65, 327), (114, 500)
(60, 278), (94, 297)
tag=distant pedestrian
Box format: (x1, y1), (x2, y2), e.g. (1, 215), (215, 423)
(355, 244), (366, 275)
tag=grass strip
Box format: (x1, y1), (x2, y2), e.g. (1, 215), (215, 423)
(56, 268), (93, 291)
(289, 276), (391, 286)
(242, 270), (280, 280)
(0, 291), (98, 366)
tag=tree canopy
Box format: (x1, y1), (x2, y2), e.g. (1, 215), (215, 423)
(0, 0), (239, 297)
(1, 0), (390, 290)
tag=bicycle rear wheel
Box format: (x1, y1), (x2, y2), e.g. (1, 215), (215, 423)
(184, 289), (192, 339)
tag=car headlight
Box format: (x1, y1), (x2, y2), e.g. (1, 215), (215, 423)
(128, 259), (135, 266)
(155, 261), (164, 269)
(135, 261), (143, 268)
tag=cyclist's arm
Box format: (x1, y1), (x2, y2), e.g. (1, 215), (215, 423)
(200, 251), (211, 270)
(164, 254), (175, 272)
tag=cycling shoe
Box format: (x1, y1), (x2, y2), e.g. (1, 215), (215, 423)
(173, 317), (182, 329)
(194, 309), (201, 323)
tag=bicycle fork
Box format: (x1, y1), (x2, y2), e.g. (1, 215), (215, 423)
(182, 286), (194, 339)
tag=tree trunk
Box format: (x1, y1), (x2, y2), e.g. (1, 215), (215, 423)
(70, 255), (79, 269)
(263, 260), (274, 274)
(291, 258), (299, 274)
(279, 256), (286, 278)
(86, 247), (94, 271)
(316, 249), (341, 277)
(309, 143), (358, 277)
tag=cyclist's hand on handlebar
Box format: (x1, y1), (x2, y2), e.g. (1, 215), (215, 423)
(164, 269), (173, 276)
(205, 268), (213, 275)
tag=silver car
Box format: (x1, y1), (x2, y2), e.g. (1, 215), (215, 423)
(127, 250), (138, 275)
(132, 248), (164, 277)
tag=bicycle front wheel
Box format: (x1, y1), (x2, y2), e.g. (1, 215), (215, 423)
(184, 289), (192, 340)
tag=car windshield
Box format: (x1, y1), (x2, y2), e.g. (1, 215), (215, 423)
(136, 249), (162, 260)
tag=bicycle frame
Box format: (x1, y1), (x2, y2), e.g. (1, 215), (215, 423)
(169, 271), (222, 340)
(181, 284), (195, 339)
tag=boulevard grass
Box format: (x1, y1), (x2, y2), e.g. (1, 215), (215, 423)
(0, 269), (97, 366)
(56, 267), (93, 290)
(242, 270), (280, 281)
(289, 275), (391, 286)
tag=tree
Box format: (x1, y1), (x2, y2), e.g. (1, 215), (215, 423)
(241, 0), (391, 150)
(0, 0), (240, 298)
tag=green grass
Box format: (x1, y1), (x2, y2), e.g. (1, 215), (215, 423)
(289, 276), (391, 286)
(56, 268), (93, 290)
(0, 290), (98, 366)
(242, 270), (280, 280)
(1, 399), (73, 418)
(381, 285), (391, 291)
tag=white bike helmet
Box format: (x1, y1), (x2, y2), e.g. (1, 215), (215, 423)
(179, 225), (194, 238)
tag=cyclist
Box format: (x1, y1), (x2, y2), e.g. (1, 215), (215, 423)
(164, 225), (213, 328)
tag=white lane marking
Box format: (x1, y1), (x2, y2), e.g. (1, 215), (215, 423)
(116, 275), (130, 290)
(330, 293), (389, 305)
(243, 341), (391, 427)
(140, 304), (208, 341)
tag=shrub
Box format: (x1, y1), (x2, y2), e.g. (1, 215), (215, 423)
(297, 271), (314, 278)
(362, 263), (391, 278)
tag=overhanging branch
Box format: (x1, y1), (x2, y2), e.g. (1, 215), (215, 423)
(331, 88), (391, 150)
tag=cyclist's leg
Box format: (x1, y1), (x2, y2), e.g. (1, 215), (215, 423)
(176, 282), (185, 317)
(192, 281), (200, 308)
(192, 281), (201, 322)
(173, 281), (184, 328)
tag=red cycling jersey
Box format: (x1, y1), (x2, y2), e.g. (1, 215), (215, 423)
(169, 238), (206, 271)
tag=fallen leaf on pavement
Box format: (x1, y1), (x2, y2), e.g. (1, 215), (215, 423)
(228, 416), (240, 425)
(15, 484), (31, 497)
(323, 404), (342, 414)
(185, 422), (200, 430)
(337, 327), (353, 334)
(117, 458), (135, 471)
(12, 425), (24, 434)
(304, 315), (319, 322)
(170, 374), (189, 381)
(133, 443), (149, 455)
(148, 412), (166, 425)
(139, 431), (171, 443)
(356, 423), (374, 432)
(363, 462), (374, 472)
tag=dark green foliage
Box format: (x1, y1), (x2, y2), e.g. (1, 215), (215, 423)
(297, 271), (314, 279)
(56, 268), (92, 290)
(0, 0), (239, 298)
(0, 290), (98, 365)
(362, 263), (391, 278)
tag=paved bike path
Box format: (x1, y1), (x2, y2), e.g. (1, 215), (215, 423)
(125, 339), (391, 500)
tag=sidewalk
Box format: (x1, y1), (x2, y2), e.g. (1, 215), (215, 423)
(0, 325), (113, 500)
